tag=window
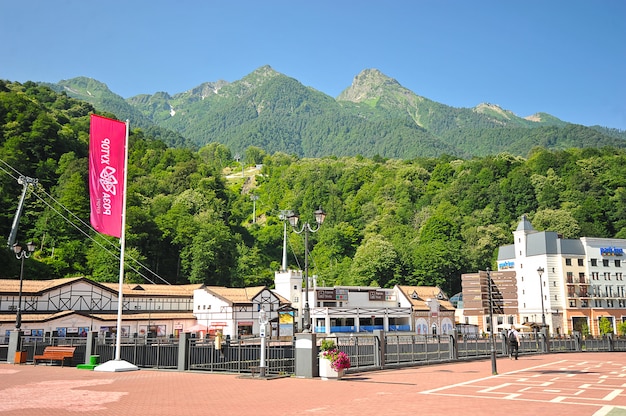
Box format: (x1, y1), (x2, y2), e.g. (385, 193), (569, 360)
(592, 272), (599, 281)
(616, 260), (621, 268)
(578, 259), (584, 266)
(617, 273), (623, 281)
(591, 258), (598, 266)
(603, 259), (610, 267)
(607, 299), (614, 307)
(566, 258), (572, 266)
(605, 272), (611, 281)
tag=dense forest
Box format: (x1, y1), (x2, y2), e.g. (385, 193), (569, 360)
(2, 80), (626, 297)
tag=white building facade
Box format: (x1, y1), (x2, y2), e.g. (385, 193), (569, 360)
(496, 215), (626, 336)
(192, 286), (291, 339)
(274, 270), (455, 335)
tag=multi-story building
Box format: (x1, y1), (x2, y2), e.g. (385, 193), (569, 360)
(489, 215), (626, 336)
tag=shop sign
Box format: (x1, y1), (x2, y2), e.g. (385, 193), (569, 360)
(369, 290), (385, 301)
(499, 261), (515, 269)
(317, 289), (336, 300)
(600, 247), (624, 256)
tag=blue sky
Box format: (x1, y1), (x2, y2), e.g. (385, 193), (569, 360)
(1, 0), (625, 130)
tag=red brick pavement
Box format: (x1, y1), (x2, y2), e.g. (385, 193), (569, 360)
(0, 352), (624, 416)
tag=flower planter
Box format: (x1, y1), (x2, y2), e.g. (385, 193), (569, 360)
(319, 357), (344, 380)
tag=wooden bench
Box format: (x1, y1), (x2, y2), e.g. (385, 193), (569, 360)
(33, 346), (76, 367)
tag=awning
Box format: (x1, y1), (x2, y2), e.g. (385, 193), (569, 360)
(184, 324), (208, 333)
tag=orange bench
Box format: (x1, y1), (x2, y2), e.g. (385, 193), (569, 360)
(33, 346), (76, 367)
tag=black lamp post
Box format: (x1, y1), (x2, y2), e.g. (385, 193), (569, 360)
(537, 267), (546, 327)
(13, 241), (36, 329)
(288, 207), (326, 332)
(486, 267), (497, 375)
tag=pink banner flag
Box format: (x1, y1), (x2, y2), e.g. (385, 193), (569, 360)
(89, 114), (127, 238)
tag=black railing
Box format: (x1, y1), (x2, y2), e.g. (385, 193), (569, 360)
(5, 332), (626, 376)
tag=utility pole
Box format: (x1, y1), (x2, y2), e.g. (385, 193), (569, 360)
(7, 175), (38, 248)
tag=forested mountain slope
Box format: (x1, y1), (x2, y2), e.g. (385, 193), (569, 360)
(46, 66), (626, 159)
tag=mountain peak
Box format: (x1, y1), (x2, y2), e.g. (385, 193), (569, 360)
(337, 69), (403, 102)
(354, 68), (398, 84)
(244, 65), (281, 81)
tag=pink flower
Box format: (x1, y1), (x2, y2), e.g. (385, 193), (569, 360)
(322, 349), (351, 371)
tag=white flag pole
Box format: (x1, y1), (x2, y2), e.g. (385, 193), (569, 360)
(114, 119), (130, 361)
(95, 119), (138, 372)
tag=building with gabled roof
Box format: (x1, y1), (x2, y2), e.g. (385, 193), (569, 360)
(193, 286), (292, 339)
(395, 285), (456, 334)
(0, 277), (200, 339)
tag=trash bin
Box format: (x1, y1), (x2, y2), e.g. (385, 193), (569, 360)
(89, 355), (100, 366)
(14, 351), (27, 364)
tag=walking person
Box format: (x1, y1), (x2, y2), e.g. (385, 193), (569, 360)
(215, 330), (224, 356)
(507, 325), (520, 359)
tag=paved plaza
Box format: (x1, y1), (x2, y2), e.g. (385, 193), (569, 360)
(0, 352), (625, 416)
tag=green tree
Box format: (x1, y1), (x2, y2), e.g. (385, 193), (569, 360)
(532, 209), (581, 238)
(598, 317), (613, 336)
(349, 234), (399, 288)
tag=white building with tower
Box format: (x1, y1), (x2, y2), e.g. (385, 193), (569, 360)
(493, 215), (626, 336)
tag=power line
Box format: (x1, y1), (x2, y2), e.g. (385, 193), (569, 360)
(0, 157), (170, 285)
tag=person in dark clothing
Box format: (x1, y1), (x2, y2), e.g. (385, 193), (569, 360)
(507, 325), (520, 359)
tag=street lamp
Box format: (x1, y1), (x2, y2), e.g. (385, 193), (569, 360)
(288, 207), (326, 332)
(13, 241), (36, 329)
(486, 267), (497, 375)
(537, 267), (546, 327)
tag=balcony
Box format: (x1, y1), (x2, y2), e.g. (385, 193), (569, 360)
(566, 291), (589, 298)
(566, 277), (588, 285)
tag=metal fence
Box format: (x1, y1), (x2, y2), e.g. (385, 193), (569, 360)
(187, 338), (294, 374)
(3, 332), (626, 376)
(320, 332), (626, 374)
(92, 338), (180, 369)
